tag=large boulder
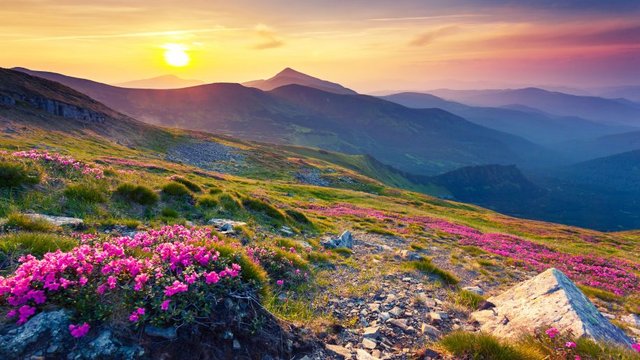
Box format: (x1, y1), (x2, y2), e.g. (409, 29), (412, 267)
(321, 230), (353, 249)
(471, 268), (633, 346)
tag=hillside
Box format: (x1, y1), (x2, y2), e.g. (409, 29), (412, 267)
(243, 67), (357, 95)
(13, 67), (553, 176)
(115, 74), (204, 89)
(555, 129), (640, 162)
(429, 87), (640, 127)
(383, 92), (627, 144)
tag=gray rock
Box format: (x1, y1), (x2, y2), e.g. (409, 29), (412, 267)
(420, 323), (442, 338)
(362, 338), (376, 349)
(325, 344), (352, 359)
(622, 314), (640, 327)
(144, 325), (177, 340)
(462, 286), (485, 296)
(356, 349), (379, 360)
(68, 330), (143, 359)
(0, 310), (71, 357)
(322, 230), (354, 249)
(362, 326), (380, 339)
(471, 268), (633, 346)
(24, 213), (83, 227)
(280, 226), (294, 237)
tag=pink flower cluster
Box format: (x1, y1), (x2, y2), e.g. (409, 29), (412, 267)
(12, 149), (104, 179)
(0, 225), (242, 335)
(304, 203), (640, 296)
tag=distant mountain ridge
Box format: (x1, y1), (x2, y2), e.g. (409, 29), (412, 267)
(13, 67), (552, 175)
(382, 92), (628, 144)
(115, 74), (204, 89)
(429, 87), (640, 127)
(243, 67), (357, 95)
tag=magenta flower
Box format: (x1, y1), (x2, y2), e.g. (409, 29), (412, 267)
(565, 341), (577, 348)
(164, 280), (188, 297)
(632, 343), (640, 352)
(69, 323), (90, 338)
(545, 327), (560, 338)
(161, 300), (171, 311)
(17, 305), (36, 325)
(276, 279), (284, 286)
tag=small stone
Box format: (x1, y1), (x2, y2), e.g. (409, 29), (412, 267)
(420, 323), (442, 338)
(233, 339), (241, 350)
(389, 307), (403, 317)
(356, 349), (379, 360)
(144, 326), (177, 340)
(429, 312), (442, 323)
(463, 286), (485, 295)
(388, 318), (410, 332)
(326, 344), (352, 359)
(362, 326), (380, 339)
(368, 303), (380, 312)
(362, 338), (377, 350)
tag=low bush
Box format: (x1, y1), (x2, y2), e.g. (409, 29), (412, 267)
(242, 198), (285, 222)
(161, 182), (191, 198)
(439, 331), (537, 360)
(170, 176), (202, 193)
(161, 207), (179, 218)
(0, 232), (76, 269)
(208, 187), (222, 195)
(6, 213), (54, 232)
(115, 183), (158, 205)
(196, 195), (219, 208)
(0, 162), (40, 188)
(285, 209), (311, 225)
(64, 184), (107, 203)
(450, 289), (485, 310)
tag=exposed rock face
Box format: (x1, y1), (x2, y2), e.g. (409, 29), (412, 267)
(471, 268), (633, 346)
(0, 93), (106, 123)
(322, 230), (353, 249)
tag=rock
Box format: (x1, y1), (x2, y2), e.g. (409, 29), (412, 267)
(389, 307), (403, 317)
(428, 312), (442, 323)
(325, 344), (352, 359)
(23, 213), (83, 227)
(279, 226), (294, 236)
(68, 330), (143, 359)
(322, 230), (354, 249)
(378, 312), (391, 322)
(420, 323), (441, 338)
(362, 326), (380, 339)
(0, 309), (71, 357)
(622, 314), (640, 327)
(208, 218), (247, 232)
(462, 286), (485, 295)
(471, 268), (633, 346)
(387, 319), (412, 332)
(398, 250), (422, 261)
(233, 339), (241, 350)
(362, 338), (377, 349)
(144, 325), (177, 340)
(356, 349), (379, 360)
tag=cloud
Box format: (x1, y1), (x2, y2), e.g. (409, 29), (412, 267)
(252, 23), (284, 50)
(409, 26), (460, 46)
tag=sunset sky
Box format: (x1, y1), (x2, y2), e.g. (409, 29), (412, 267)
(1, 0), (639, 92)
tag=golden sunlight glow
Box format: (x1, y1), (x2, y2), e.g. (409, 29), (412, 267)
(163, 44), (190, 67)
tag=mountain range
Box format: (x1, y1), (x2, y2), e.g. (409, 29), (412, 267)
(243, 67), (357, 95)
(115, 74), (204, 89)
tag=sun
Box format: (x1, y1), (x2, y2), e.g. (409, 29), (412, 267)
(163, 44), (190, 67)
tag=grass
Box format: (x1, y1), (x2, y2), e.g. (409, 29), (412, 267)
(6, 213), (55, 232)
(0, 232), (76, 271)
(0, 161), (40, 188)
(438, 331), (539, 360)
(115, 183), (158, 205)
(161, 182), (192, 197)
(285, 208), (312, 225)
(330, 247), (353, 257)
(450, 289), (485, 310)
(160, 207), (179, 218)
(242, 198), (286, 223)
(196, 195), (219, 208)
(170, 176), (202, 192)
(406, 258), (459, 285)
(64, 184), (107, 203)
(578, 285), (622, 303)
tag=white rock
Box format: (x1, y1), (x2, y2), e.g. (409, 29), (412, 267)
(356, 349), (379, 360)
(326, 344), (352, 359)
(24, 213), (83, 227)
(471, 268), (632, 346)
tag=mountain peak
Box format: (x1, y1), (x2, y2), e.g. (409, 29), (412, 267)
(243, 68), (357, 95)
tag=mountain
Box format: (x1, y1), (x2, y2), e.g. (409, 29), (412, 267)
(429, 88), (640, 127)
(593, 85), (640, 103)
(429, 164), (545, 204)
(0, 68), (164, 146)
(554, 129), (640, 162)
(382, 92), (627, 144)
(115, 74), (204, 89)
(12, 67), (553, 175)
(556, 149), (640, 193)
(243, 67), (357, 95)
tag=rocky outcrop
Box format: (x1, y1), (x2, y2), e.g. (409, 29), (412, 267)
(322, 230), (353, 249)
(24, 213), (83, 227)
(208, 218), (247, 234)
(471, 268), (633, 346)
(0, 92), (106, 123)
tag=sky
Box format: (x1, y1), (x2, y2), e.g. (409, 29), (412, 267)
(1, 0), (639, 92)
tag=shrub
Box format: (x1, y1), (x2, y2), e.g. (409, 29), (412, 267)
(218, 194), (243, 214)
(439, 331), (537, 360)
(196, 195), (219, 208)
(115, 183), (158, 205)
(406, 258), (459, 285)
(161, 207), (179, 218)
(242, 198), (285, 222)
(331, 247), (353, 257)
(64, 184), (107, 203)
(170, 176), (202, 193)
(161, 182), (191, 197)
(246, 246), (309, 290)
(0, 232), (76, 259)
(208, 187), (222, 195)
(6, 213), (54, 232)
(0, 162), (40, 188)
(285, 209), (311, 225)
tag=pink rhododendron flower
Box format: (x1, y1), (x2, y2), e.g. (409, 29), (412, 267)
(164, 280), (188, 297)
(17, 305), (36, 325)
(161, 300), (171, 311)
(632, 343), (640, 352)
(205, 271), (220, 284)
(276, 280), (284, 286)
(545, 327), (559, 338)
(565, 341), (577, 348)
(69, 323), (90, 338)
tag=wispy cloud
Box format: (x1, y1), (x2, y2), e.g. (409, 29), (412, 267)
(369, 14), (484, 22)
(409, 26), (460, 46)
(252, 24), (284, 50)
(11, 27), (236, 42)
